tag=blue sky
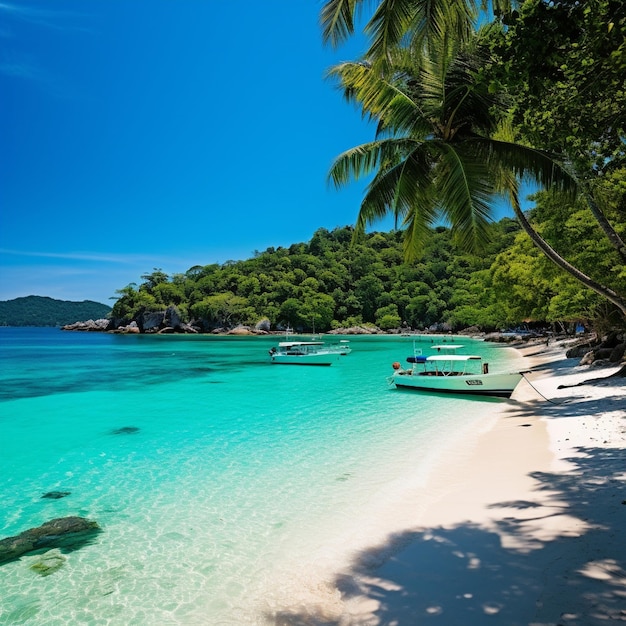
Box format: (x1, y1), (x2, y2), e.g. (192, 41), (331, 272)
(1, 1), (516, 306)
(1, 1), (382, 305)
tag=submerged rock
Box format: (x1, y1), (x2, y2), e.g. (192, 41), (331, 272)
(111, 426), (140, 435)
(41, 491), (71, 500)
(29, 549), (67, 576)
(0, 516), (101, 565)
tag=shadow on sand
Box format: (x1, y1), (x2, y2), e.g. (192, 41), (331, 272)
(270, 392), (626, 625)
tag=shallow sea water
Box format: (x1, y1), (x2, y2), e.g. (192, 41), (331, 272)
(0, 328), (522, 625)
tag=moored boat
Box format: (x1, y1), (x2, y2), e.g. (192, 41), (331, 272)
(331, 339), (352, 355)
(269, 341), (341, 365)
(389, 346), (523, 398)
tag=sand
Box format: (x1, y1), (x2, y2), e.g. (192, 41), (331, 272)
(276, 339), (626, 625)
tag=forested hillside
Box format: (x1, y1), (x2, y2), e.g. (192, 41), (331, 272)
(0, 296), (111, 327)
(110, 216), (618, 333)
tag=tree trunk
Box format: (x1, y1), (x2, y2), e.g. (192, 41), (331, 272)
(511, 202), (626, 318)
(581, 183), (626, 264)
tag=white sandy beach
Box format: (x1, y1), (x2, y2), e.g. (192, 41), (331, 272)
(274, 339), (626, 625)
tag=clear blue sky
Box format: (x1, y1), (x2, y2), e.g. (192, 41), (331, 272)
(1, 1), (516, 306)
(1, 1), (382, 305)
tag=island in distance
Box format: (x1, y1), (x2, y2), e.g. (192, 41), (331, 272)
(0, 296), (111, 327)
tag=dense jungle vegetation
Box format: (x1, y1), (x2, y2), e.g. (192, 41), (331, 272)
(110, 200), (624, 333)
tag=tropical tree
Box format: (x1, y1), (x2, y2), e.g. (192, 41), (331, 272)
(190, 292), (252, 328)
(487, 0), (626, 264)
(322, 0), (489, 59)
(325, 19), (626, 316)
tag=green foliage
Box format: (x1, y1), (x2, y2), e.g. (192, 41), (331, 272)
(110, 285), (159, 324)
(110, 221), (569, 332)
(109, 213), (623, 332)
(492, 188), (626, 326)
(0, 296), (111, 327)
(190, 292), (253, 329)
(489, 0), (626, 175)
(375, 304), (401, 330)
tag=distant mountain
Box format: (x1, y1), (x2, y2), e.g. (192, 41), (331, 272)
(0, 296), (111, 327)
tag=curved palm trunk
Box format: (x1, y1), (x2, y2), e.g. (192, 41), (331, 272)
(582, 186), (626, 264)
(511, 202), (626, 318)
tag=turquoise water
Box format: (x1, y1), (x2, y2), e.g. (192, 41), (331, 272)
(0, 328), (522, 624)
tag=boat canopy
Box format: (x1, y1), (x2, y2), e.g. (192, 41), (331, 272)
(407, 355), (428, 363)
(277, 341), (325, 347)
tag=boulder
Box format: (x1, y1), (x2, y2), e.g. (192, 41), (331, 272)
(566, 341), (598, 358)
(601, 331), (621, 349)
(62, 319), (111, 332)
(594, 348), (615, 361)
(610, 343), (625, 363)
(255, 318), (271, 332)
(228, 326), (252, 335)
(115, 321), (140, 334)
(327, 326), (377, 335)
(580, 350), (596, 365)
(0, 516), (101, 565)
(141, 311), (165, 332)
(344, 325), (380, 335)
(29, 549), (66, 576)
(164, 306), (182, 329)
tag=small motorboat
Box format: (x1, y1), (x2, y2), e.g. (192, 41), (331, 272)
(389, 344), (523, 398)
(269, 341), (340, 365)
(331, 339), (352, 355)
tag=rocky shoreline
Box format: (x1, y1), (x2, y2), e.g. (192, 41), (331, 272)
(61, 312), (625, 370)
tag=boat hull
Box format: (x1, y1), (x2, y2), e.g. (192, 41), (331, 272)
(270, 353), (339, 366)
(392, 371), (523, 398)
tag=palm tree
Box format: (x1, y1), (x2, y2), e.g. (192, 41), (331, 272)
(321, 0), (517, 57)
(327, 36), (626, 315)
(322, 0), (626, 313)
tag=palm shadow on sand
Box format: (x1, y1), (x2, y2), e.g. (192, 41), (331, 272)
(270, 396), (626, 626)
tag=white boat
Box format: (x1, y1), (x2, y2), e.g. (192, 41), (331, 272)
(269, 341), (341, 366)
(332, 339), (352, 355)
(389, 345), (523, 398)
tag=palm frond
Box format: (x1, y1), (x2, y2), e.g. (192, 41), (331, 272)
(405, 0), (478, 55)
(469, 137), (577, 197)
(401, 185), (439, 260)
(496, 165), (521, 211)
(365, 0), (417, 63)
(482, 0), (518, 18)
(320, 0), (359, 48)
(356, 144), (438, 258)
(443, 49), (498, 136)
(434, 142), (495, 252)
(328, 138), (419, 188)
(327, 61), (430, 136)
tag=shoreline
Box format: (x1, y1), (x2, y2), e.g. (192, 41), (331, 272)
(277, 339), (626, 625)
